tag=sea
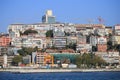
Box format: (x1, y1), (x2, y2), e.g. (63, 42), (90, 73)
(0, 71), (120, 80)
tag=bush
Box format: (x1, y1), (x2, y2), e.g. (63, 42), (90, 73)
(23, 29), (38, 35)
(46, 30), (53, 37)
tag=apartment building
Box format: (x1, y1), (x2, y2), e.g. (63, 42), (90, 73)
(97, 37), (107, 52)
(11, 35), (47, 49)
(114, 24), (120, 35)
(36, 52), (53, 65)
(94, 28), (107, 36)
(53, 29), (67, 48)
(112, 36), (120, 45)
(0, 54), (14, 67)
(0, 35), (11, 47)
(76, 44), (92, 53)
(96, 51), (120, 64)
(77, 33), (86, 44)
(90, 35), (97, 46)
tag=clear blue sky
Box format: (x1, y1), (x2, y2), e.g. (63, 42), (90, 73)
(0, 0), (120, 32)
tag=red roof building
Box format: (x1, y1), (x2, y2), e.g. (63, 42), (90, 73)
(0, 36), (11, 47)
(97, 44), (107, 52)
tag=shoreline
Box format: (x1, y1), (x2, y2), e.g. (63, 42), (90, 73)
(0, 68), (120, 73)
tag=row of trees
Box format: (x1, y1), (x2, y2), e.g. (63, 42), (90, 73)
(12, 47), (38, 65)
(53, 53), (107, 68)
(20, 29), (53, 37)
(17, 47), (38, 56)
(20, 29), (38, 36)
(75, 53), (107, 68)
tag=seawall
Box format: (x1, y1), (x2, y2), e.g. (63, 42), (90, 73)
(0, 68), (120, 73)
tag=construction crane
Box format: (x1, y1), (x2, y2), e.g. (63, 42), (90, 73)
(98, 16), (104, 24)
(87, 18), (94, 24)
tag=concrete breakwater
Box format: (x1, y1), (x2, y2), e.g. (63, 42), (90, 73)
(0, 68), (120, 73)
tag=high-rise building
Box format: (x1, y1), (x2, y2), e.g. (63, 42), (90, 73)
(42, 10), (56, 23)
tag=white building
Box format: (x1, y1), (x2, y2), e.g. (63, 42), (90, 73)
(90, 35), (97, 46)
(97, 37), (107, 44)
(94, 28), (107, 36)
(0, 54), (14, 67)
(11, 35), (47, 49)
(114, 25), (120, 35)
(53, 29), (67, 48)
(96, 52), (120, 64)
(32, 52), (37, 64)
(64, 24), (76, 33)
(76, 44), (92, 53)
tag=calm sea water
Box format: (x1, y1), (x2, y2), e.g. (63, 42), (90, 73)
(0, 71), (120, 80)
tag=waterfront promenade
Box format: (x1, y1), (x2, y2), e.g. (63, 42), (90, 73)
(0, 68), (120, 73)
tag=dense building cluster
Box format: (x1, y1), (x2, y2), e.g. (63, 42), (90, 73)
(0, 10), (120, 68)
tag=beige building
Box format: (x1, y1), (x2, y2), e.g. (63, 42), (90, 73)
(75, 24), (105, 29)
(0, 55), (14, 67)
(112, 36), (120, 45)
(96, 52), (120, 64)
(36, 52), (54, 66)
(36, 52), (47, 64)
(76, 44), (92, 53)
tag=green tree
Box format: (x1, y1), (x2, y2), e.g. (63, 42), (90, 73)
(23, 29), (38, 35)
(17, 47), (38, 56)
(114, 44), (120, 52)
(24, 47), (35, 55)
(92, 46), (97, 52)
(75, 55), (83, 67)
(12, 55), (22, 65)
(75, 53), (107, 68)
(34, 46), (38, 52)
(107, 40), (113, 51)
(64, 32), (70, 36)
(108, 33), (112, 37)
(17, 49), (27, 56)
(66, 43), (76, 50)
(19, 31), (23, 36)
(46, 30), (53, 37)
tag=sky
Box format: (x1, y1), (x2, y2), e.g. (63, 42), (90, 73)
(0, 0), (120, 32)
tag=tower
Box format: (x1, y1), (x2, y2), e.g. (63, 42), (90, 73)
(42, 10), (56, 23)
